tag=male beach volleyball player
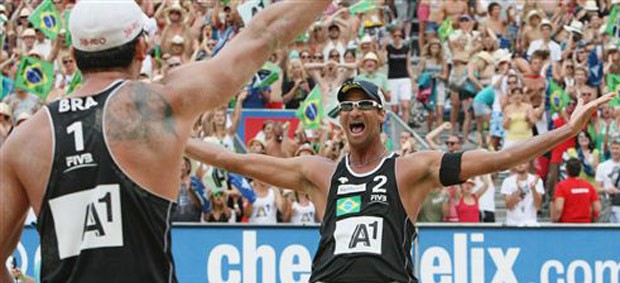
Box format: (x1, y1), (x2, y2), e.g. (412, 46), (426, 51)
(186, 80), (613, 282)
(0, 0), (330, 282)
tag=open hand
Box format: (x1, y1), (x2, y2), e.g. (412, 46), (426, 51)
(569, 92), (615, 134)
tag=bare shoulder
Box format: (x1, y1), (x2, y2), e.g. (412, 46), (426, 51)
(396, 150), (443, 182)
(1, 108), (53, 213)
(299, 155), (338, 193)
(105, 81), (185, 146)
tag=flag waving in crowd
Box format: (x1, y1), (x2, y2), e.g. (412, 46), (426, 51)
(28, 0), (62, 39)
(296, 86), (323, 129)
(15, 56), (54, 99)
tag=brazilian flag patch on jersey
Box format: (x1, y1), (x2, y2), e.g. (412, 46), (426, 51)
(336, 196), (361, 216)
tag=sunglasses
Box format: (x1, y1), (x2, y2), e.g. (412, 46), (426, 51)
(63, 60), (74, 64)
(507, 80), (518, 85)
(566, 65), (574, 68)
(459, 18), (471, 22)
(445, 141), (459, 146)
(329, 54), (339, 58)
(313, 55), (324, 60)
(168, 63), (181, 68)
(301, 55), (310, 59)
(339, 100), (382, 112)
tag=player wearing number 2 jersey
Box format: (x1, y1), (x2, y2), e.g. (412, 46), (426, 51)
(186, 80), (613, 282)
(0, 0), (332, 282)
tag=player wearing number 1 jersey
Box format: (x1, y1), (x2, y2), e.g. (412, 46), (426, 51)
(0, 0), (332, 282)
(186, 80), (613, 282)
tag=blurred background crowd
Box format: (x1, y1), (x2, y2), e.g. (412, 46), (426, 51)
(2, 0), (620, 226)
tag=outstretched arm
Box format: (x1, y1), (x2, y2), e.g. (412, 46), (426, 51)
(401, 93), (615, 196)
(164, 1), (331, 121)
(185, 139), (334, 194)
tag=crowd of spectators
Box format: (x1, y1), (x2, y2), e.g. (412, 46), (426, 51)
(2, 0), (620, 226)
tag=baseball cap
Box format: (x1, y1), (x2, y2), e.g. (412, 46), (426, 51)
(70, 0), (146, 52)
(21, 28), (36, 38)
(337, 80), (386, 107)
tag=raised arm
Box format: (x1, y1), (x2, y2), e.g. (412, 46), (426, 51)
(185, 139), (334, 194)
(401, 93), (615, 196)
(163, 1), (331, 121)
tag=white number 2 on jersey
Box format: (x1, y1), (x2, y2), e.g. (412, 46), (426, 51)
(48, 184), (124, 259)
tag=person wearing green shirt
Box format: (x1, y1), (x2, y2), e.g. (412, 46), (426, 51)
(355, 52), (391, 101)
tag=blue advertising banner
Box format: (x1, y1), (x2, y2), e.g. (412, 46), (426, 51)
(8, 224), (620, 283)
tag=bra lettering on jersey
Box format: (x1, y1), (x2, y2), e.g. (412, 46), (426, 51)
(58, 97), (98, 113)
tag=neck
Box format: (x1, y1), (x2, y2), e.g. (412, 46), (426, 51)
(517, 172), (528, 179)
(348, 137), (386, 168)
(613, 157), (620, 163)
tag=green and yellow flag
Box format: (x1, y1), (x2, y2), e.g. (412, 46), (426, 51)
(549, 80), (570, 114)
(63, 9), (72, 46)
(607, 74), (620, 106)
(296, 86), (323, 129)
(28, 0), (62, 39)
(607, 4), (620, 41)
(66, 70), (82, 95)
(438, 18), (454, 41)
(349, 0), (375, 15)
(15, 56), (54, 99)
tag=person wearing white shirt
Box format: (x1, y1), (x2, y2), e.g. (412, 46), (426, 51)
(594, 139), (620, 223)
(475, 174), (496, 222)
(501, 162), (544, 226)
(526, 20), (562, 62)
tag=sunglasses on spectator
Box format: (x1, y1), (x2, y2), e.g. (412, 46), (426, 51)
(339, 100), (382, 112)
(445, 141), (459, 146)
(507, 80), (518, 85)
(566, 65), (574, 68)
(313, 55), (324, 60)
(63, 59), (74, 64)
(301, 54), (310, 59)
(168, 63), (181, 68)
(459, 18), (471, 22)
(329, 53), (339, 59)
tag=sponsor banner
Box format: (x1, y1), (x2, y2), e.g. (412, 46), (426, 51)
(9, 225), (620, 283)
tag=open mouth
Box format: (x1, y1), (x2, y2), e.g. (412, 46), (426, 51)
(349, 121), (366, 135)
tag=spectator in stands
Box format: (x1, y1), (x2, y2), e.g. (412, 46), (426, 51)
(503, 87), (535, 148)
(595, 138), (620, 223)
(397, 131), (417, 156)
(548, 99), (578, 202)
(527, 19), (562, 62)
(245, 180), (287, 224)
(563, 131), (599, 186)
(2, 88), (42, 122)
(553, 158), (601, 223)
(501, 162), (544, 226)
(418, 39), (448, 130)
(456, 177), (489, 223)
(171, 157), (205, 222)
(387, 27), (414, 125)
(282, 58), (315, 109)
(417, 187), (449, 222)
(204, 188), (236, 223)
(476, 174), (497, 222)
(355, 52), (390, 100)
(286, 144), (319, 224)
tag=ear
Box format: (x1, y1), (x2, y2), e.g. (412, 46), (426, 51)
(135, 37), (148, 61)
(378, 108), (387, 124)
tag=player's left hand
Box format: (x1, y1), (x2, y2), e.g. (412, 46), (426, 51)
(569, 92), (614, 134)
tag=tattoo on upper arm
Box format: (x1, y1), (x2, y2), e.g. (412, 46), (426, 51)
(106, 82), (177, 142)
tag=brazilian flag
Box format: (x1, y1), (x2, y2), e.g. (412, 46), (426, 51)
(607, 74), (620, 107)
(296, 86), (323, 129)
(549, 80), (570, 115)
(63, 9), (72, 47)
(349, 0), (375, 15)
(66, 70), (82, 95)
(607, 5), (620, 40)
(15, 56), (54, 99)
(29, 0), (62, 39)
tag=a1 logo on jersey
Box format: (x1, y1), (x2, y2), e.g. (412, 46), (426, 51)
(49, 184), (124, 259)
(334, 216), (383, 255)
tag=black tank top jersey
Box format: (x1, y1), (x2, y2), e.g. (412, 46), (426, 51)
(387, 44), (410, 79)
(310, 153), (418, 283)
(37, 80), (177, 283)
